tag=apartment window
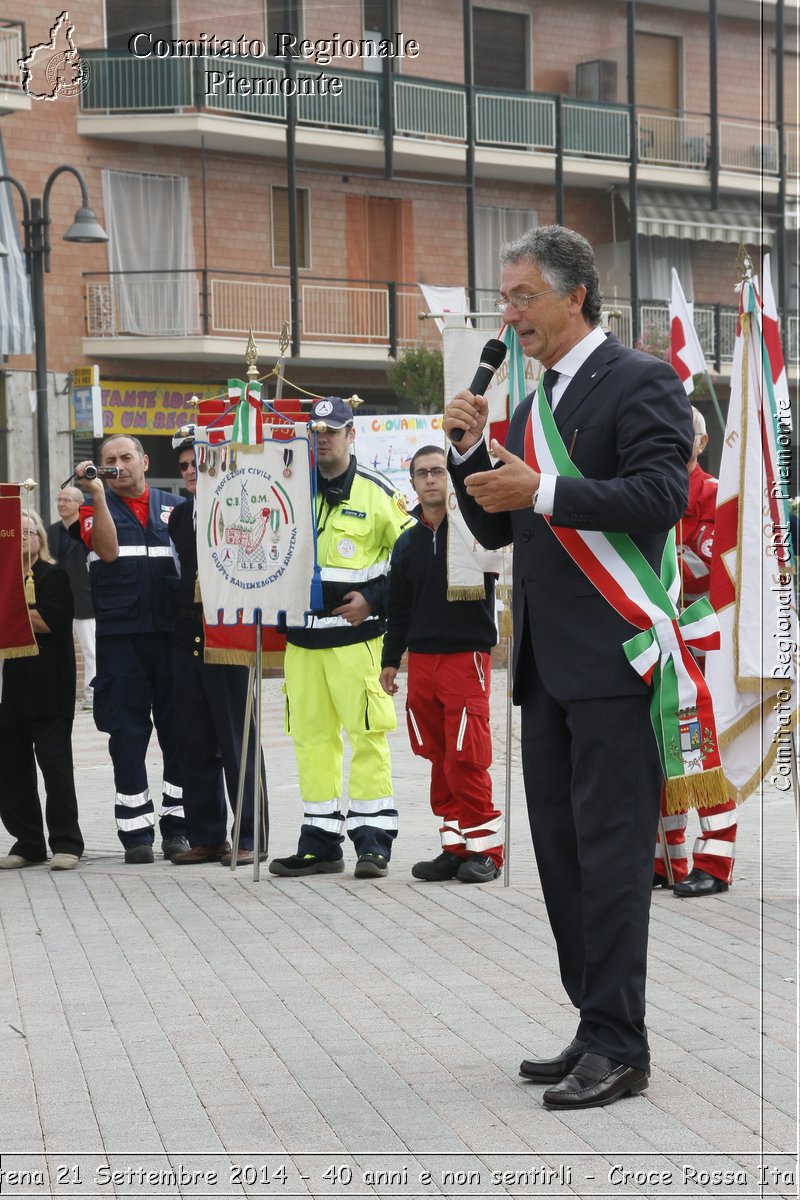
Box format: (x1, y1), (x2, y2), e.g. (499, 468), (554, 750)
(472, 9), (528, 91)
(267, 0), (303, 53)
(106, 0), (173, 52)
(635, 32), (680, 114)
(475, 206), (536, 295)
(272, 187), (310, 268)
(362, 0), (398, 72)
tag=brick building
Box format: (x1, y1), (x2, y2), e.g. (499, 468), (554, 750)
(0, 0), (797, 503)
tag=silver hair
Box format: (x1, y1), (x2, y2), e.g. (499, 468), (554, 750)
(691, 406), (707, 437)
(500, 224), (603, 326)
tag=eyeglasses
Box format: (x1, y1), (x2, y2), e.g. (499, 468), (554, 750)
(178, 460), (196, 472)
(495, 288), (555, 314)
(21, 529), (39, 538)
(412, 467), (447, 480)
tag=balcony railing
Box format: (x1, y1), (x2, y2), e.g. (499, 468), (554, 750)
(84, 271), (797, 373)
(0, 22), (24, 88)
(78, 53), (798, 178)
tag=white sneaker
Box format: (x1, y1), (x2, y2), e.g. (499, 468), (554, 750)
(0, 854), (42, 869)
(50, 853), (80, 871)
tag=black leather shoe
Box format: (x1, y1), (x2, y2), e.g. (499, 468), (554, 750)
(161, 836), (190, 860)
(411, 852), (463, 881)
(652, 872), (673, 889)
(543, 1053), (649, 1109)
(456, 854), (500, 884)
(673, 868), (729, 897)
(519, 1038), (587, 1083)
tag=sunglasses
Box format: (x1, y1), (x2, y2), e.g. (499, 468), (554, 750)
(178, 460), (196, 472)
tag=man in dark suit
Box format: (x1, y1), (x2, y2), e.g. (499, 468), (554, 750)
(48, 486), (95, 710)
(445, 225), (693, 1109)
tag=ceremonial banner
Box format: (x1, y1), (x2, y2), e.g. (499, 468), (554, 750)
(195, 426), (318, 662)
(418, 283), (470, 332)
(669, 268), (706, 394)
(705, 277), (798, 802)
(0, 489), (37, 661)
(760, 253), (790, 415)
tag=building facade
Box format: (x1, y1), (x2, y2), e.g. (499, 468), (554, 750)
(0, 0), (797, 501)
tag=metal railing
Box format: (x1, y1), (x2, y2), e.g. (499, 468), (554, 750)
(82, 52), (194, 111)
(475, 91), (555, 149)
(394, 78), (465, 141)
(0, 23), (24, 88)
(637, 112), (710, 169)
(296, 69), (381, 132)
(719, 119), (780, 174)
(204, 59), (285, 120)
(562, 100), (629, 159)
(83, 272), (797, 372)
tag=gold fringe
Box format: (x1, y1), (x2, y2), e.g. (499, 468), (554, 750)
(499, 607), (513, 639)
(665, 765), (728, 814)
(24, 570), (36, 605)
(193, 573), (202, 603)
(203, 647), (285, 670)
(0, 643), (39, 660)
(446, 585), (487, 601)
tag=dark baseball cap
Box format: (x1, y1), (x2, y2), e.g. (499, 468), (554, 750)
(309, 397), (354, 429)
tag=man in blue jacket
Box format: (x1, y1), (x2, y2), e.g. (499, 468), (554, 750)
(76, 436), (188, 864)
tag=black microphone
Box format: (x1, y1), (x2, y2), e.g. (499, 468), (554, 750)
(450, 337), (508, 443)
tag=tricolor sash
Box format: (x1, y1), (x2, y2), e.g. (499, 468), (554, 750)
(524, 382), (726, 813)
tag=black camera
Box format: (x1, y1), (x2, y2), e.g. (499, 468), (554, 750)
(83, 465), (120, 480)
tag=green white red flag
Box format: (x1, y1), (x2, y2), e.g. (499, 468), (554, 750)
(705, 276), (798, 801)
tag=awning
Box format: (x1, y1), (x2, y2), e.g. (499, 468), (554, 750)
(625, 188), (773, 245)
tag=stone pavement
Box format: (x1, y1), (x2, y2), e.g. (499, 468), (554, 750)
(0, 672), (797, 1200)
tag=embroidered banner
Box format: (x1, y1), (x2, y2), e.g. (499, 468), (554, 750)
(0, 489), (37, 662)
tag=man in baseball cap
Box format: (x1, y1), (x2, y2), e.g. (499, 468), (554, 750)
(308, 396), (355, 429)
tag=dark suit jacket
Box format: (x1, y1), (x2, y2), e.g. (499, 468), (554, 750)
(449, 333), (694, 702)
(47, 519), (94, 619)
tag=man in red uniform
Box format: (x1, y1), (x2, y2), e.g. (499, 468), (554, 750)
(654, 407), (736, 897)
(380, 445), (502, 883)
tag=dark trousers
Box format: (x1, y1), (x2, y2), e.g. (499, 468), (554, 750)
(94, 632), (185, 848)
(173, 644), (267, 851)
(0, 717), (84, 860)
(518, 651), (662, 1071)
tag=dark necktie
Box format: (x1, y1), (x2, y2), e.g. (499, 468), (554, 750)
(542, 368), (559, 408)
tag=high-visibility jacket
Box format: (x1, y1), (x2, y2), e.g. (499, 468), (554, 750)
(287, 457), (415, 650)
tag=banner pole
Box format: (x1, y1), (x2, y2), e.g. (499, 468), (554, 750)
(230, 663), (255, 871)
(252, 612), (264, 882)
(502, 629), (513, 888)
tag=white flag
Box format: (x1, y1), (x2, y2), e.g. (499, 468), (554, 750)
(704, 279), (798, 802)
(669, 268), (706, 394)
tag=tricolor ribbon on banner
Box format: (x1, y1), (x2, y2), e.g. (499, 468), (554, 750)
(523, 383), (726, 813)
(229, 378), (264, 449)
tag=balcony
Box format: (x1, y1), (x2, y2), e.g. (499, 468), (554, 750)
(76, 53), (798, 187)
(82, 270), (442, 364)
(81, 270), (797, 380)
(0, 21), (30, 113)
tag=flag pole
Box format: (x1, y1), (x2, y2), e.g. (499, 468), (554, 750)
(697, 369), (726, 437)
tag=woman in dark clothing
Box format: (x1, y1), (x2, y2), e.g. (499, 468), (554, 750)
(0, 510), (84, 870)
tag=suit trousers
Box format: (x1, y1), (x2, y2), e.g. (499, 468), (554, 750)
(0, 718), (84, 860)
(518, 649), (662, 1071)
(172, 644), (267, 851)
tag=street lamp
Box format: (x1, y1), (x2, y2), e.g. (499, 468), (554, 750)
(0, 165), (108, 516)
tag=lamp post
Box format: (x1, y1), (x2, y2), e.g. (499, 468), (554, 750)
(0, 165), (107, 516)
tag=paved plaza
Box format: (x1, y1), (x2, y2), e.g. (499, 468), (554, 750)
(0, 672), (797, 1199)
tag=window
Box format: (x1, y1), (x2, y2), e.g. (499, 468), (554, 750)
(475, 206), (536, 295)
(472, 9), (529, 91)
(106, 0), (173, 52)
(362, 0), (398, 73)
(271, 187), (310, 268)
(267, 0), (303, 53)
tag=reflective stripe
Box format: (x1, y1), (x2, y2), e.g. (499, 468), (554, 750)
(654, 840), (688, 858)
(456, 707), (468, 753)
(681, 547), (709, 577)
(348, 796), (392, 814)
(462, 815), (503, 835)
(117, 813), (155, 832)
(692, 837), (735, 858)
(320, 562), (390, 583)
(303, 799), (342, 816)
(161, 804), (185, 820)
(662, 813), (688, 831)
(441, 829), (466, 846)
(304, 815), (346, 834)
(88, 545), (174, 564)
(407, 708), (424, 747)
(346, 813), (398, 831)
(308, 613), (381, 630)
(698, 809), (737, 833)
(163, 780), (183, 799)
(464, 830), (504, 852)
(116, 788), (150, 808)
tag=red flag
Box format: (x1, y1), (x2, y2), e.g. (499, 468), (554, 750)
(669, 268), (706, 394)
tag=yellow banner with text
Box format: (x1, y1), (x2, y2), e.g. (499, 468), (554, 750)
(101, 380), (223, 437)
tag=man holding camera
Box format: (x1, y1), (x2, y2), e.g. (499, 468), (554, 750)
(75, 436), (188, 864)
(268, 397), (414, 880)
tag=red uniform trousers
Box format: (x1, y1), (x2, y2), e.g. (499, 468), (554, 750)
(405, 650), (503, 868)
(654, 791), (737, 884)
